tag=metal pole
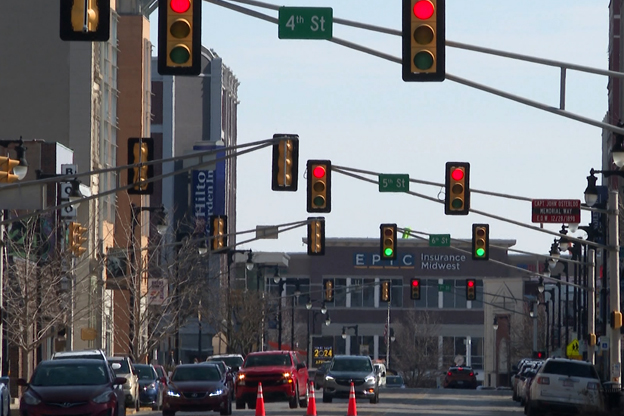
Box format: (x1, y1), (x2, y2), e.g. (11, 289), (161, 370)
(290, 296), (294, 351)
(278, 280), (283, 350)
(385, 291), (390, 366)
(565, 264), (570, 350)
(533, 303), (538, 352)
(307, 310), (311, 368)
(608, 190), (621, 383)
(546, 304), (550, 357)
(557, 279), (562, 349)
(588, 249), (596, 365)
(0, 210), (4, 374)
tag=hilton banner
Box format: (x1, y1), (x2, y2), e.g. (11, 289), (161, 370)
(192, 143), (226, 235)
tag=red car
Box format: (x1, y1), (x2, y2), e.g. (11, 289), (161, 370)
(235, 350), (309, 409)
(162, 363), (231, 416)
(18, 358), (126, 416)
(442, 366), (478, 389)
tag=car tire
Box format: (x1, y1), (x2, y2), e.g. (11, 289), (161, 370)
(526, 402), (539, 416)
(299, 383), (308, 408)
(162, 410), (175, 416)
(289, 384), (299, 409)
(235, 399), (245, 409)
(248, 399), (256, 410)
(370, 389), (379, 404)
(322, 390), (332, 403)
(220, 396), (232, 415)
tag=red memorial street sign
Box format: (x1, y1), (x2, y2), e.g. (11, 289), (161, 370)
(531, 199), (581, 224)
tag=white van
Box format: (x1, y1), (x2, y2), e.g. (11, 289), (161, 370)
(373, 363), (387, 387)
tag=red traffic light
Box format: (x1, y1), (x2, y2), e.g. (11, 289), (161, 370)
(451, 168), (464, 181)
(467, 280), (475, 288)
(412, 279), (419, 287)
(171, 0), (190, 13)
(413, 0), (434, 20)
(313, 166), (326, 179)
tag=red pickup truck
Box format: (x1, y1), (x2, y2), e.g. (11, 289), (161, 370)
(235, 350), (309, 410)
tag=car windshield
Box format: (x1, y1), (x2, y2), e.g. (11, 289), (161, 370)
(212, 357), (243, 368)
(206, 360), (227, 373)
(331, 359), (372, 373)
(108, 359), (130, 374)
(31, 363), (109, 386)
(172, 366), (221, 382)
(135, 365), (157, 380)
(542, 361), (599, 379)
(318, 362), (330, 372)
(244, 354), (291, 368)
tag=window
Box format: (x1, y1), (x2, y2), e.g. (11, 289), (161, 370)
(471, 280), (484, 309)
(334, 278), (347, 307)
(390, 278), (402, 307)
(349, 279), (375, 307)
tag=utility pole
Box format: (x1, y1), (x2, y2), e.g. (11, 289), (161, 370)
(608, 190), (620, 383)
(588, 248), (596, 365)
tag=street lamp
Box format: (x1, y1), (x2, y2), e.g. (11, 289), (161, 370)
(548, 241), (560, 269)
(558, 225), (570, 252)
(341, 325), (359, 355)
(320, 301), (327, 315)
(35, 170), (88, 209)
(538, 277), (545, 294)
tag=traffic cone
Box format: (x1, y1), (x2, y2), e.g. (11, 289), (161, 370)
(255, 382), (266, 416)
(306, 382), (317, 416)
(346, 382), (357, 416)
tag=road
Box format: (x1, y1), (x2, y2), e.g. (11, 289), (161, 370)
(132, 388), (524, 416)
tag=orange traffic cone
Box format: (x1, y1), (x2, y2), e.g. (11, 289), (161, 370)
(346, 382), (357, 416)
(306, 382), (317, 416)
(255, 382), (266, 416)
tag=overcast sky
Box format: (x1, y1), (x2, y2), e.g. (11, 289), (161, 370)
(150, 1), (609, 257)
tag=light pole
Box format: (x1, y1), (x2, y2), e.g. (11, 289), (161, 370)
(224, 249), (253, 353)
(341, 325), (359, 355)
(493, 317), (498, 387)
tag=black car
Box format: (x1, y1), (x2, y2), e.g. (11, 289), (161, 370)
(202, 360), (235, 399)
(135, 363), (164, 410)
(313, 362), (330, 390)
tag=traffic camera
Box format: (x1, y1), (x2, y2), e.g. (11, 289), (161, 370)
(60, 0), (110, 41)
(158, 0), (201, 75)
(380, 223), (397, 261)
(465, 279), (476, 301)
(402, 0), (445, 82)
(209, 215), (227, 251)
(410, 278), (421, 300)
(272, 134), (299, 191)
(128, 138), (154, 195)
(444, 162), (470, 215)
(307, 217), (325, 256)
(307, 160), (331, 213)
(472, 224), (489, 261)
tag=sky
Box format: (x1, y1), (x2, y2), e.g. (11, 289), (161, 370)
(149, 0), (610, 257)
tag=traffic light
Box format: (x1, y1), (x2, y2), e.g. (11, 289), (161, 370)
(60, 0), (110, 41)
(588, 333), (597, 347)
(466, 279), (476, 301)
(0, 156), (20, 183)
(307, 217), (325, 256)
(323, 278), (334, 302)
(272, 134), (299, 191)
(307, 160), (331, 213)
(380, 280), (390, 303)
(472, 224), (490, 261)
(380, 224), (397, 261)
(532, 351), (546, 359)
(209, 215), (227, 251)
(410, 278), (421, 300)
(444, 162), (470, 215)
(69, 222), (88, 257)
(402, 0), (445, 82)
(611, 311), (623, 329)
(158, 0), (201, 76)
(127, 138), (154, 195)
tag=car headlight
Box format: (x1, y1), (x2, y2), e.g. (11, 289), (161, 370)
(93, 391), (113, 404)
(145, 383), (156, 390)
(325, 375), (334, 381)
(209, 389), (224, 396)
(167, 388), (181, 397)
(365, 376), (376, 383)
(237, 374), (246, 385)
(24, 392), (41, 406)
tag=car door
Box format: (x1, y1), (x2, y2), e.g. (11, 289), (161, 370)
(293, 353), (308, 397)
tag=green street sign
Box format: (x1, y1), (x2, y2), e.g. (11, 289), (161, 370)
(379, 174), (409, 193)
(278, 7), (333, 40)
(429, 234), (451, 247)
(438, 284), (452, 293)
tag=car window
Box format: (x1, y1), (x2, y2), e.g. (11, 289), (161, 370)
(244, 355), (291, 368)
(542, 361), (599, 379)
(109, 359), (130, 374)
(154, 366), (165, 378)
(206, 360), (227, 374)
(135, 365), (157, 380)
(331, 359), (372, 373)
(212, 356), (244, 368)
(318, 362), (330, 372)
(32, 363), (109, 386)
(172, 366), (221, 382)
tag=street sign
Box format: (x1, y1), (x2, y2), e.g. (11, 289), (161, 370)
(531, 199), (581, 223)
(429, 234), (450, 247)
(60, 164), (77, 218)
(379, 174), (409, 193)
(438, 283), (451, 292)
(601, 336), (610, 351)
(278, 7), (333, 40)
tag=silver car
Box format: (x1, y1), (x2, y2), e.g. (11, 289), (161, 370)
(322, 355), (379, 404)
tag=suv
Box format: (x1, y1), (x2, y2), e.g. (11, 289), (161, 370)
(526, 358), (603, 416)
(443, 366), (477, 389)
(207, 354), (245, 371)
(235, 351), (308, 410)
(322, 355), (380, 404)
(52, 349), (108, 361)
(107, 355), (140, 411)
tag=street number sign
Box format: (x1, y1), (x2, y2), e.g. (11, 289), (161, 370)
(429, 234), (450, 247)
(379, 174), (409, 192)
(531, 199), (581, 223)
(278, 7), (333, 40)
(438, 284), (451, 292)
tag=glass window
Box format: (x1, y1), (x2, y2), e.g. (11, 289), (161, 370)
(471, 337), (483, 369)
(442, 279), (455, 308)
(350, 279), (363, 307)
(425, 279), (438, 308)
(390, 278), (402, 307)
(363, 280), (375, 307)
(472, 280), (484, 309)
(334, 278), (347, 307)
(455, 280), (467, 309)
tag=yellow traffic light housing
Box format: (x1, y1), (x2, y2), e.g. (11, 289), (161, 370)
(69, 222), (88, 257)
(402, 0), (445, 82)
(128, 138), (154, 195)
(323, 278), (334, 302)
(444, 162), (470, 215)
(472, 224), (489, 261)
(307, 160), (331, 213)
(0, 156), (20, 183)
(210, 215), (227, 252)
(272, 134), (299, 191)
(466, 279), (476, 301)
(307, 217), (325, 256)
(380, 224), (397, 261)
(410, 278), (421, 300)
(611, 311), (622, 329)
(588, 333), (597, 347)
(380, 280), (390, 303)
(158, 0), (201, 76)
(60, 0), (110, 41)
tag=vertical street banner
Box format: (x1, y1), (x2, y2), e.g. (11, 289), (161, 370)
(191, 144), (226, 236)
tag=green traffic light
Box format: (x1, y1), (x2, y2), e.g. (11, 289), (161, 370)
(413, 51), (434, 70)
(170, 46), (190, 64)
(384, 247), (394, 257)
(475, 248), (485, 257)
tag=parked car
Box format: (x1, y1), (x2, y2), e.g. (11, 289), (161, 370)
(51, 349), (108, 361)
(153, 363), (170, 386)
(512, 359), (540, 402)
(526, 357), (603, 416)
(373, 362), (387, 387)
(518, 366), (540, 406)
(203, 360), (235, 399)
(135, 363), (164, 410)
(322, 355), (380, 404)
(107, 355), (140, 411)
(235, 350), (309, 410)
(163, 363), (231, 416)
(18, 358), (126, 416)
(443, 366), (478, 389)
(207, 354), (244, 371)
(313, 361), (331, 390)
(385, 374), (406, 389)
